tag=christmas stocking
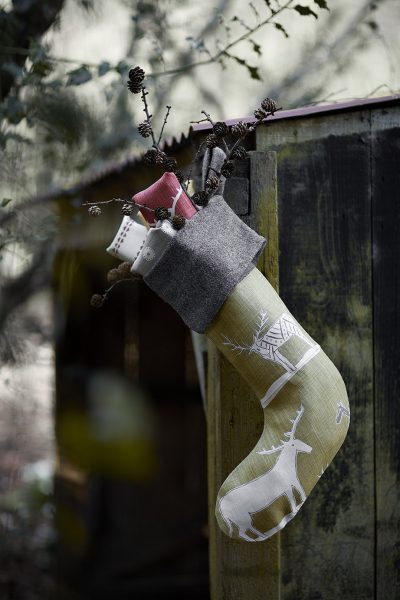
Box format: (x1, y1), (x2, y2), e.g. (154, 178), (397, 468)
(105, 170), (350, 543)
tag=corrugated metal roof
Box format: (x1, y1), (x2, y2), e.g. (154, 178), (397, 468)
(193, 93), (400, 131)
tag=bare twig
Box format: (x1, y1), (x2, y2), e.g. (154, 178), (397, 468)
(81, 198), (126, 206)
(140, 87), (157, 147)
(157, 105), (172, 145)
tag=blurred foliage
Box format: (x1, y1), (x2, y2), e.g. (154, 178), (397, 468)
(0, 463), (56, 599)
(57, 371), (157, 479)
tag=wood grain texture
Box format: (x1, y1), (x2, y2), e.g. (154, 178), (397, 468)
(258, 112), (375, 599)
(372, 108), (400, 599)
(207, 152), (281, 600)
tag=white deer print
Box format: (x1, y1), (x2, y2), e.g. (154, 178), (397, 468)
(217, 404), (312, 542)
(223, 311), (320, 407)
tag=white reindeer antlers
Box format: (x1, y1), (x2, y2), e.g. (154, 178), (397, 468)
(257, 404), (304, 455)
(257, 444), (284, 456)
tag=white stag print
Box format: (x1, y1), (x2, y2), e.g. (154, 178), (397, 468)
(217, 404), (312, 542)
(223, 311), (320, 407)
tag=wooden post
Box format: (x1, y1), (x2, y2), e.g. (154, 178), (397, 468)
(207, 152), (281, 599)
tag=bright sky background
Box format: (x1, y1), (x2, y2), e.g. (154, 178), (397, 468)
(45, 0), (400, 136)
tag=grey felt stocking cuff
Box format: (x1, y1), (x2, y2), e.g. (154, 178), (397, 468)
(143, 196), (266, 333)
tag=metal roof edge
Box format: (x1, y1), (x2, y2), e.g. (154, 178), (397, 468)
(192, 94), (400, 132)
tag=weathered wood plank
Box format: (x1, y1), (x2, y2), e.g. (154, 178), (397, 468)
(372, 108), (400, 600)
(207, 152), (281, 600)
(258, 112), (375, 599)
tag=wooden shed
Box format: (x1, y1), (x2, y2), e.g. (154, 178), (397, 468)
(53, 94), (400, 599)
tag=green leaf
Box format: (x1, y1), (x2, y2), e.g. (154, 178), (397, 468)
(98, 61), (111, 76)
(274, 22), (289, 38)
(30, 59), (53, 77)
(249, 39), (262, 56)
(227, 54), (261, 80)
(294, 4), (318, 18)
(1, 198), (13, 207)
(314, 0), (329, 9)
(6, 96), (25, 125)
(66, 66), (92, 86)
(247, 65), (261, 80)
(116, 60), (129, 75)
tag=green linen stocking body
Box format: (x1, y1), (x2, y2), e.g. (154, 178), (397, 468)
(206, 267), (350, 542)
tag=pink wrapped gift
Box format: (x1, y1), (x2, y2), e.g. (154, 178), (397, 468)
(132, 172), (197, 225)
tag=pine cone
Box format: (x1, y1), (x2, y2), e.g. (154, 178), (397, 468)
(143, 148), (165, 164)
(172, 215), (185, 230)
(107, 268), (120, 283)
(154, 150), (166, 164)
(164, 157), (177, 172)
(117, 261), (133, 277)
(122, 203), (134, 216)
(128, 66), (145, 84)
(192, 191), (209, 207)
(143, 148), (158, 164)
(254, 108), (267, 121)
(90, 294), (104, 308)
(127, 80), (143, 94)
(155, 206), (169, 221)
(213, 121), (228, 138)
(138, 121), (152, 138)
(221, 160), (234, 178)
(231, 121), (247, 138)
(175, 171), (184, 183)
(231, 146), (248, 160)
(88, 205), (101, 217)
(261, 97), (277, 114)
(206, 175), (220, 191)
(205, 133), (219, 149)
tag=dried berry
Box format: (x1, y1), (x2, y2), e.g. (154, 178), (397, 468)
(254, 108), (267, 121)
(175, 171), (184, 183)
(138, 120), (152, 138)
(231, 121), (248, 138)
(213, 121), (228, 137)
(117, 261), (133, 277)
(192, 191), (209, 207)
(172, 215), (185, 230)
(128, 66), (145, 84)
(90, 294), (104, 308)
(205, 133), (219, 149)
(261, 97), (277, 114)
(155, 206), (169, 221)
(88, 205), (101, 217)
(231, 146), (248, 160)
(221, 160), (234, 178)
(122, 203), (134, 216)
(206, 175), (220, 191)
(107, 268), (120, 283)
(164, 157), (177, 172)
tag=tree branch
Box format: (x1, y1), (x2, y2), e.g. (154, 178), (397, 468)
(0, 0), (65, 101)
